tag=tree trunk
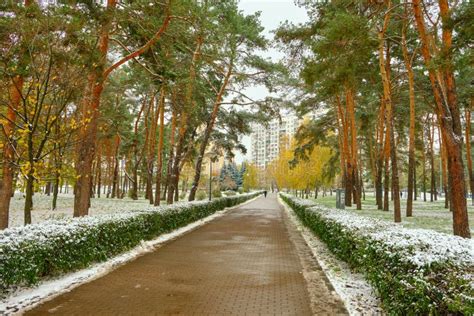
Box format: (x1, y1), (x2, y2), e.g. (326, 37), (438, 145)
(52, 169), (60, 210)
(346, 86), (361, 210)
(147, 94), (159, 204)
(334, 97), (349, 206)
(74, 0), (171, 216)
(154, 87), (166, 206)
(189, 62), (233, 201)
(466, 105), (473, 206)
(412, 0), (469, 237)
(24, 171), (34, 225)
(74, 0), (117, 216)
(0, 76), (23, 229)
(163, 109), (177, 201)
(439, 124), (449, 209)
(336, 95), (352, 207)
(402, 26), (416, 217)
(428, 120), (435, 202)
(376, 99), (386, 210)
(168, 36), (203, 204)
(414, 164), (417, 201)
(378, 14), (400, 222)
(422, 127), (427, 202)
(111, 135), (120, 199)
(96, 147), (101, 199)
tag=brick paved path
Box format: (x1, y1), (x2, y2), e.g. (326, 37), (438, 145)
(26, 195), (346, 315)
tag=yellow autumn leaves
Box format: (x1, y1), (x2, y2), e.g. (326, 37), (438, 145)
(268, 140), (334, 191)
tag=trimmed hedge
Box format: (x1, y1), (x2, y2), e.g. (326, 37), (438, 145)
(0, 192), (261, 294)
(280, 193), (474, 315)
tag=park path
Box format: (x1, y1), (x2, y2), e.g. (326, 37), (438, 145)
(26, 194), (346, 315)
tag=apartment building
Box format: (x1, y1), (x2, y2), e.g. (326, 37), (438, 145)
(250, 115), (301, 169)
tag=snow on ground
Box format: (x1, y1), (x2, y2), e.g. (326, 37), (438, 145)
(311, 193), (474, 234)
(0, 195), (260, 315)
(278, 196), (384, 315)
(8, 193), (166, 227)
(314, 204), (474, 268)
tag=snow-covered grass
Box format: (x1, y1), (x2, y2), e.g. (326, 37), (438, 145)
(310, 193), (474, 234)
(0, 192), (261, 297)
(280, 193), (474, 315)
(7, 193), (164, 227)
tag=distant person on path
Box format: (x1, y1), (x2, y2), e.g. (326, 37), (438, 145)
(264, 190), (267, 198)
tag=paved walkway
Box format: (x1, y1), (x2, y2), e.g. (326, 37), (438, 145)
(26, 195), (346, 315)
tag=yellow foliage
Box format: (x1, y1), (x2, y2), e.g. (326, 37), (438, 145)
(243, 163), (259, 191)
(268, 140), (334, 191)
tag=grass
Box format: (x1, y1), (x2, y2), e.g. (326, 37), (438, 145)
(8, 193), (165, 227)
(309, 193), (474, 235)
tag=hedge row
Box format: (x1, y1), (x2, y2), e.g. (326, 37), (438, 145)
(0, 192), (261, 295)
(280, 193), (474, 315)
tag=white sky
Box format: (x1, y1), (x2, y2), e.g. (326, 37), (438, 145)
(234, 0), (308, 164)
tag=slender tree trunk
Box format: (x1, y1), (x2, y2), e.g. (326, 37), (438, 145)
(147, 94), (159, 204)
(346, 86), (361, 210)
(45, 182), (51, 196)
(111, 135), (120, 199)
(428, 120), (435, 202)
(439, 125), (449, 209)
(24, 169), (34, 225)
(163, 109), (177, 201)
(52, 168), (60, 210)
(154, 87), (166, 206)
(402, 26), (416, 217)
(24, 121), (36, 225)
(422, 127), (427, 202)
(379, 18), (400, 220)
(376, 99), (386, 210)
(383, 112), (391, 212)
(129, 99), (146, 201)
(465, 105), (473, 206)
(174, 175), (180, 202)
(96, 147), (101, 199)
(334, 97), (347, 204)
(337, 95), (352, 207)
(414, 164), (417, 200)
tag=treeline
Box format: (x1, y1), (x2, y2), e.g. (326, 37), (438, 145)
(0, 0), (277, 229)
(276, 0), (472, 237)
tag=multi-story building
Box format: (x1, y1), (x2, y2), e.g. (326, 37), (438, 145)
(250, 115), (301, 169)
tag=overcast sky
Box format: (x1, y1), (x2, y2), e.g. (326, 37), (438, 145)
(234, 0), (308, 164)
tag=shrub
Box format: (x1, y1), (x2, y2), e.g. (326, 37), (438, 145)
(280, 193), (474, 315)
(223, 191), (236, 196)
(0, 192), (261, 295)
(196, 191), (207, 201)
(212, 190), (222, 198)
(238, 187), (244, 194)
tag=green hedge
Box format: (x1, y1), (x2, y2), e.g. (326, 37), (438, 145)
(280, 193), (474, 315)
(0, 192), (261, 295)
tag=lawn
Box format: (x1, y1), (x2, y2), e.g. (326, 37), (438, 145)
(310, 193), (474, 235)
(8, 193), (159, 227)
